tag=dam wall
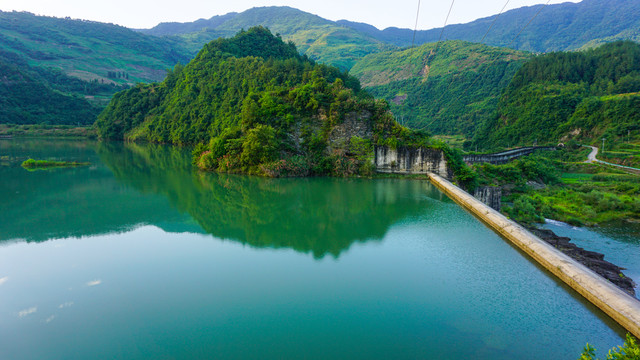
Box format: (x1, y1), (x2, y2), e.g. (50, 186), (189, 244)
(375, 146), (452, 179)
(428, 172), (640, 338)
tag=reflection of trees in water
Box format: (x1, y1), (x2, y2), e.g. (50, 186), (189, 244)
(99, 142), (441, 258)
(0, 140), (186, 243)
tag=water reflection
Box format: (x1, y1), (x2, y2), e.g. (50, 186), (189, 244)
(0, 139), (191, 243)
(1, 140), (444, 258)
(97, 142), (443, 258)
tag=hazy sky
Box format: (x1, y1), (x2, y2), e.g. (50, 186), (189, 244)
(0, 0), (580, 30)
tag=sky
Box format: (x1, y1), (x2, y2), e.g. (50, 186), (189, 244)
(0, 0), (581, 30)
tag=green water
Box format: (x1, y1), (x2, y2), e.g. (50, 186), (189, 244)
(0, 139), (628, 359)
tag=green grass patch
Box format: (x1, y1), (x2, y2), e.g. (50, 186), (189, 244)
(21, 158), (91, 170)
(561, 172), (594, 184)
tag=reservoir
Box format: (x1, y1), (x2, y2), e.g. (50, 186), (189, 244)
(0, 139), (628, 359)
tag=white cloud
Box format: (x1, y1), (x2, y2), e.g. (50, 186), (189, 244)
(18, 307), (37, 318)
(0, 276), (8, 285)
(45, 315), (56, 323)
(86, 279), (102, 287)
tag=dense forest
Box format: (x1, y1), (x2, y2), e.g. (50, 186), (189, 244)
(95, 27), (429, 177)
(350, 41), (531, 137)
(0, 55), (99, 125)
(473, 41), (640, 150)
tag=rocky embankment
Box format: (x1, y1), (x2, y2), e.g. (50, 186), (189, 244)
(470, 181), (636, 297)
(529, 227), (637, 297)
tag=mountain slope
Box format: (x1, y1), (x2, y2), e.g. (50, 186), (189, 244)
(0, 56), (99, 125)
(139, 6), (395, 70)
(473, 41), (640, 150)
(350, 41), (531, 137)
(0, 11), (191, 84)
(339, 0), (640, 53)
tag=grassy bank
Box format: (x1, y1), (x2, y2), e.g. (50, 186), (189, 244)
(473, 145), (640, 226)
(0, 124), (96, 138)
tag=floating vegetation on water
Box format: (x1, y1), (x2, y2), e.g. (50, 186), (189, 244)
(21, 158), (90, 170)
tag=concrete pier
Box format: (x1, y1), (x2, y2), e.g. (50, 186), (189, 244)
(428, 172), (640, 338)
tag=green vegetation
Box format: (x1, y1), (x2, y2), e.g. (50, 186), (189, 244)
(473, 41), (640, 151)
(93, 142), (431, 258)
(580, 333), (640, 360)
(96, 27), (430, 177)
(0, 11), (190, 84)
(473, 146), (640, 226)
(21, 158), (90, 169)
(0, 124), (96, 138)
(350, 40), (531, 137)
(141, 6), (394, 70)
(0, 56), (100, 125)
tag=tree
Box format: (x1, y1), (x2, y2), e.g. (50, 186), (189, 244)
(580, 334), (640, 360)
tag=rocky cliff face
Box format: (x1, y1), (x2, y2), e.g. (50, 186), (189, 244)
(374, 146), (451, 178)
(327, 111), (373, 153)
(473, 186), (502, 211)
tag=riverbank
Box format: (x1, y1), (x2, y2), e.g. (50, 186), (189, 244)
(428, 172), (640, 338)
(0, 124), (96, 138)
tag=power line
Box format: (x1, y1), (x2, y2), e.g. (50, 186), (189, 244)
(406, 0), (422, 80)
(436, 0), (551, 129)
(479, 0), (511, 44)
(414, 0), (512, 131)
(508, 0), (551, 47)
(430, 0), (511, 111)
(410, 0), (422, 51)
(424, 0), (457, 83)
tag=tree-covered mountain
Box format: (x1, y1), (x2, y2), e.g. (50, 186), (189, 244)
(350, 41), (531, 137)
(0, 11), (191, 84)
(473, 41), (640, 150)
(0, 52), (100, 125)
(339, 0), (640, 53)
(96, 27), (426, 177)
(138, 6), (395, 70)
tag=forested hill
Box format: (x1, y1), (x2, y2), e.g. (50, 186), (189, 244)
(138, 6), (394, 70)
(0, 56), (98, 125)
(0, 11), (191, 84)
(95, 27), (424, 177)
(473, 41), (640, 150)
(339, 0), (640, 53)
(350, 41), (531, 137)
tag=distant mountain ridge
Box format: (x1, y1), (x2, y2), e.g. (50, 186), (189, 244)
(337, 0), (640, 52)
(141, 0), (640, 63)
(138, 6), (394, 70)
(0, 11), (191, 84)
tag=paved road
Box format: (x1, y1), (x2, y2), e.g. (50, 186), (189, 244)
(583, 145), (640, 175)
(586, 146), (599, 163)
